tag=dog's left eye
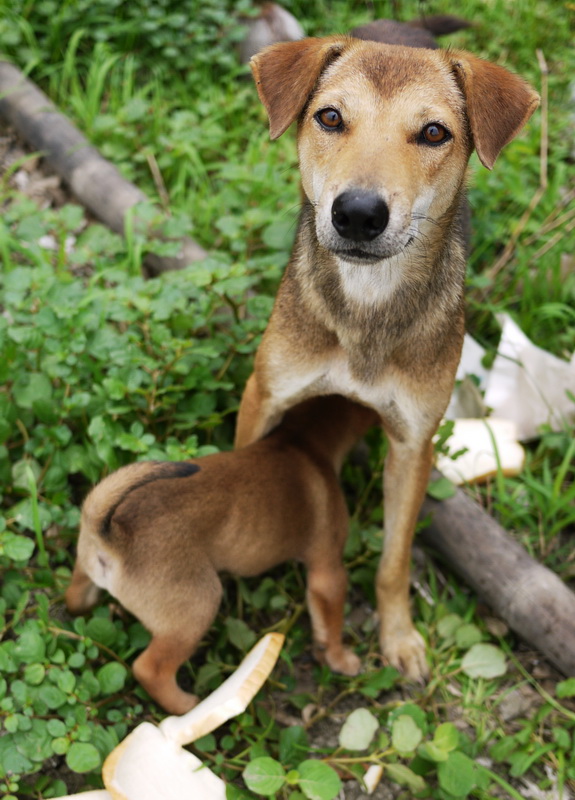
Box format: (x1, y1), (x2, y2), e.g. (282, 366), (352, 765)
(315, 108), (343, 130)
(420, 123), (451, 145)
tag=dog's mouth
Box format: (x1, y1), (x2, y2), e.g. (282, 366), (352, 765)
(332, 236), (415, 264)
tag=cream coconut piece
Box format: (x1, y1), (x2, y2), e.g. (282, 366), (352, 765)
(57, 633), (284, 800)
(363, 764), (384, 794)
(103, 722), (226, 800)
(159, 632), (285, 747)
(436, 418), (525, 485)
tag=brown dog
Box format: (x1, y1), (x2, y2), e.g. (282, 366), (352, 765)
(66, 396), (376, 714)
(234, 36), (539, 681)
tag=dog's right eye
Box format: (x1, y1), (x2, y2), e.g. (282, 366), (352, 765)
(315, 108), (343, 130)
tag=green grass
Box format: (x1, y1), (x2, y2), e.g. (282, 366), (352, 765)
(0, 0), (574, 798)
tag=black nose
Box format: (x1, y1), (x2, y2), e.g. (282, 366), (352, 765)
(331, 190), (389, 242)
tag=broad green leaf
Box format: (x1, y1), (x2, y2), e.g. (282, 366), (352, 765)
(12, 372), (53, 410)
(461, 644), (507, 679)
(52, 737), (70, 755)
(85, 617), (118, 647)
(38, 685), (67, 709)
(3, 532), (35, 562)
(339, 708), (379, 751)
(66, 742), (101, 773)
(14, 630), (46, 665)
(47, 719), (67, 737)
(455, 623), (482, 649)
(279, 725), (309, 767)
(97, 662), (127, 695)
(388, 703), (428, 735)
(418, 741), (450, 762)
(427, 476), (456, 500)
(23, 663), (45, 686)
(358, 666), (399, 697)
(557, 678), (575, 698)
(434, 722), (460, 752)
(225, 618), (256, 651)
(297, 760), (342, 800)
(385, 763), (426, 792)
(392, 714), (423, 754)
(437, 614), (463, 641)
(226, 785), (254, 800)
(437, 751), (476, 796)
(194, 733), (217, 752)
(243, 757), (285, 796)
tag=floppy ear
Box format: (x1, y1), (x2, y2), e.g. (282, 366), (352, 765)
(250, 36), (348, 140)
(449, 51), (540, 169)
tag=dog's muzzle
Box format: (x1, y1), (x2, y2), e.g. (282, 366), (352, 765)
(331, 190), (389, 242)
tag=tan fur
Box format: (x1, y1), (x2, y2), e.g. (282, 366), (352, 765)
(236, 36), (539, 681)
(66, 396), (377, 715)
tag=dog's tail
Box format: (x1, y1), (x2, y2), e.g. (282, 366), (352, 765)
(81, 461), (200, 540)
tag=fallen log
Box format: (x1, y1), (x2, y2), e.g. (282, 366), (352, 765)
(0, 61), (207, 276)
(420, 471), (575, 676)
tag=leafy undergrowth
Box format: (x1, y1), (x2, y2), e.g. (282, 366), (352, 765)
(0, 0), (574, 798)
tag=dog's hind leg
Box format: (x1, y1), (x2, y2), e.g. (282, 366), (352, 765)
(306, 560), (361, 676)
(65, 560), (102, 615)
(130, 569), (223, 716)
(377, 435), (434, 682)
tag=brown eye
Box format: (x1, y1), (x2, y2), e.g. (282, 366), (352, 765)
(315, 108), (343, 130)
(420, 123), (451, 145)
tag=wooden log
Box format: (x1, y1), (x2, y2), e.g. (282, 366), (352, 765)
(0, 61), (207, 276)
(419, 471), (575, 676)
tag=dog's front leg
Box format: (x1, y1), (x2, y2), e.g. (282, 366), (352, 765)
(235, 372), (287, 448)
(377, 434), (434, 682)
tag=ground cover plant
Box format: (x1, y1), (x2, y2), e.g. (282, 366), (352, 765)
(0, 0), (574, 797)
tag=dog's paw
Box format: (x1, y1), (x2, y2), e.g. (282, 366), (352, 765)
(381, 627), (429, 684)
(323, 646), (362, 676)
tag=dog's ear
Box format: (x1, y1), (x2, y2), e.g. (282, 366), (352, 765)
(449, 51), (540, 169)
(250, 37), (348, 140)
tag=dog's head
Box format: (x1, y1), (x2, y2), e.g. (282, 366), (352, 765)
(251, 37), (539, 264)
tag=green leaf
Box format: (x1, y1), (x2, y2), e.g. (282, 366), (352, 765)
(65, 742), (101, 773)
(388, 703), (428, 735)
(297, 760), (342, 800)
(461, 644), (507, 679)
(455, 623), (482, 649)
(427, 476), (456, 500)
(433, 722), (460, 752)
(358, 666), (399, 697)
(194, 733), (217, 752)
(556, 678), (575, 698)
(418, 741), (450, 763)
(23, 663), (45, 686)
(279, 725), (309, 767)
(385, 763), (426, 792)
(47, 719), (67, 737)
(243, 757), (285, 796)
(14, 630), (46, 664)
(339, 708), (379, 751)
(97, 662), (127, 695)
(225, 618), (256, 651)
(392, 714), (423, 754)
(85, 617), (118, 647)
(437, 751), (476, 796)
(3, 532), (35, 562)
(12, 372), (53, 410)
(437, 614), (463, 642)
(38, 685), (67, 709)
